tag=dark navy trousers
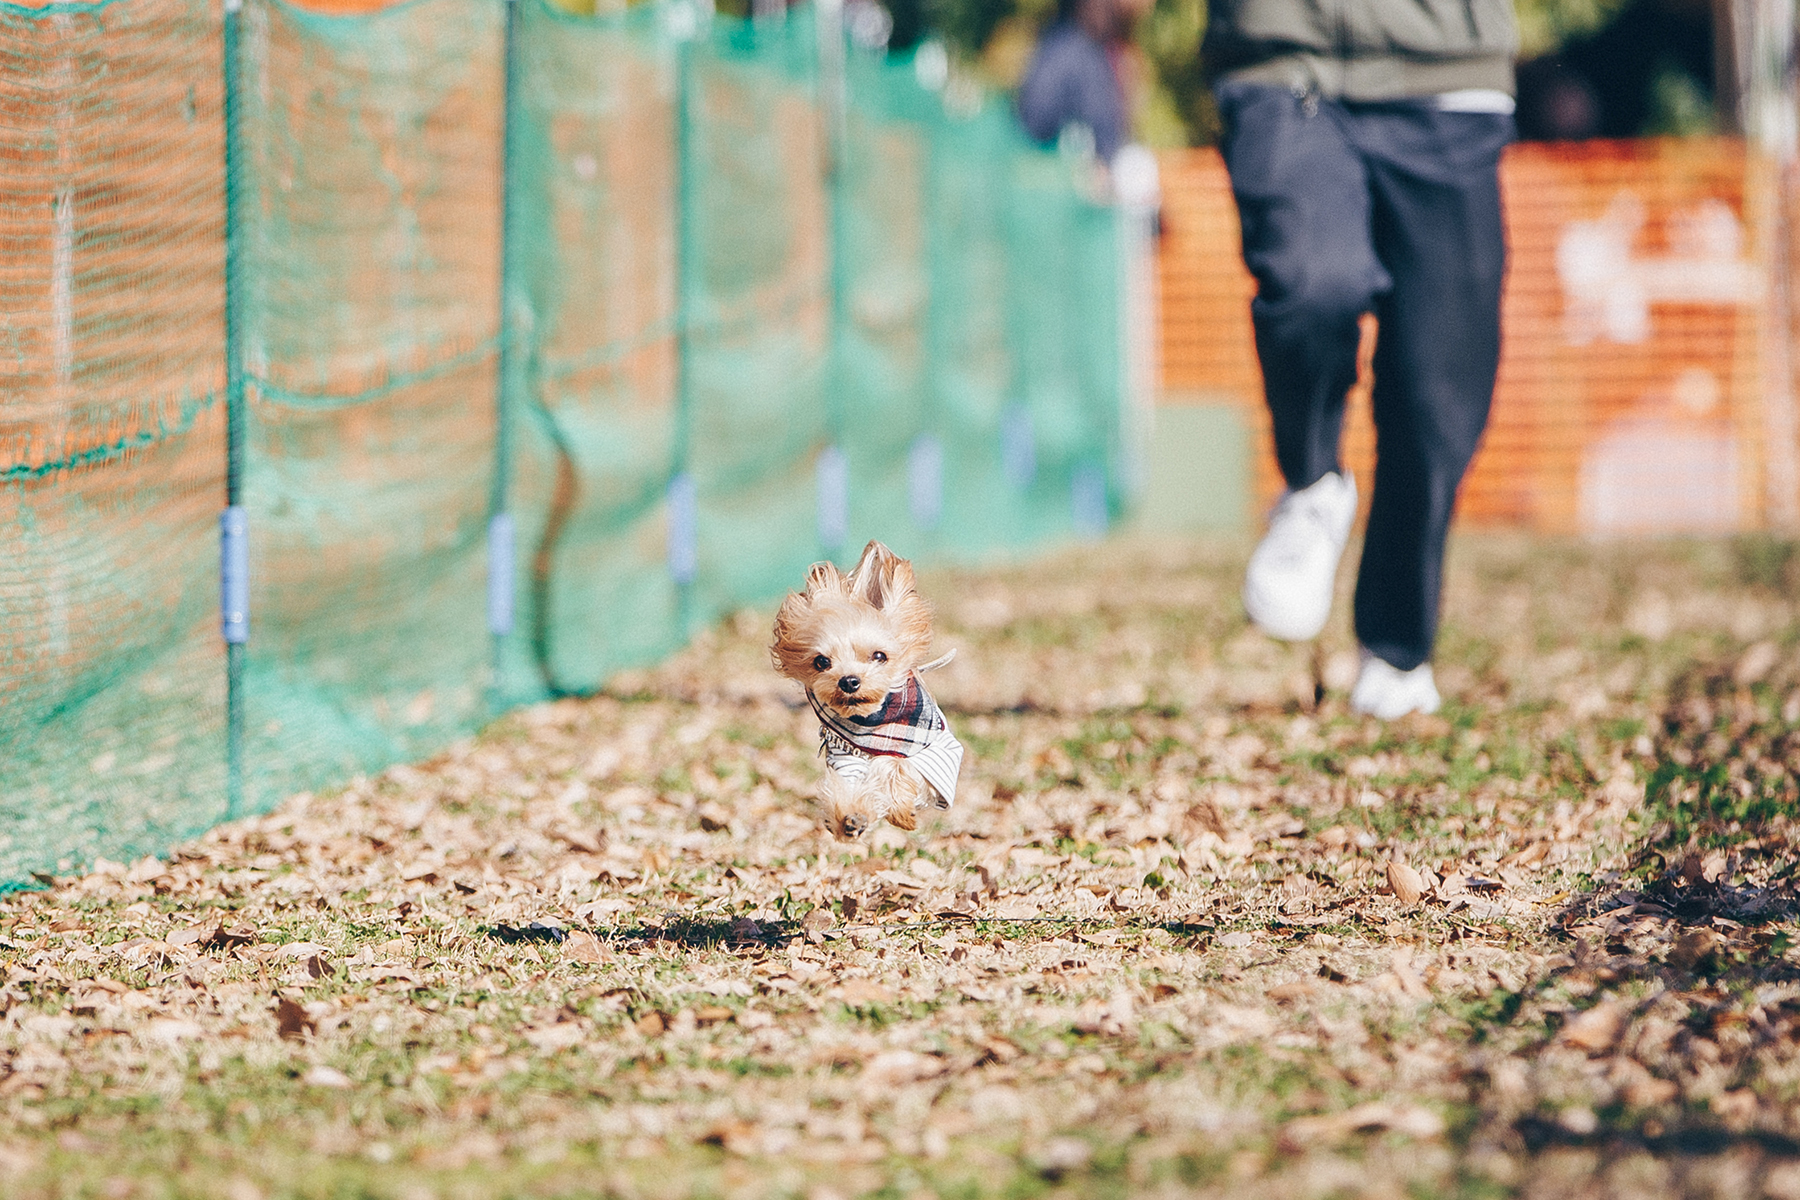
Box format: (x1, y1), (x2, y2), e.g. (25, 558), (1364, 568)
(1217, 82), (1512, 671)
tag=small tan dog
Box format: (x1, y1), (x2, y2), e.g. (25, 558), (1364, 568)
(771, 540), (963, 838)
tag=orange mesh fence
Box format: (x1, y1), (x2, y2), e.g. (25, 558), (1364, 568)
(1158, 139), (1796, 534)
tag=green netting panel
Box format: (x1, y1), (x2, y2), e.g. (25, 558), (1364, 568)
(682, 13), (832, 618)
(498, 3), (842, 696)
(833, 47), (1132, 559)
(833, 53), (933, 553)
(498, 1), (682, 700)
(236, 0), (504, 810)
(910, 94), (1026, 557)
(1004, 151), (1125, 541)
(0, 0), (227, 883)
(496, 3), (1138, 705)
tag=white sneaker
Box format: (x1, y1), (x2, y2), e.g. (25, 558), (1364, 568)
(1350, 649), (1442, 719)
(1242, 471), (1357, 641)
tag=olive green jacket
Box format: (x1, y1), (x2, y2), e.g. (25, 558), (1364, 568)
(1203, 0), (1518, 100)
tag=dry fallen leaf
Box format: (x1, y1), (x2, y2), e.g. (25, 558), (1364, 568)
(1387, 861), (1424, 905)
(558, 829), (605, 854)
(1281, 1102), (1446, 1150)
(1620, 1071), (1679, 1107)
(976, 1036), (1022, 1064)
(699, 1120), (760, 1154)
(1559, 1001), (1627, 1054)
(273, 942), (329, 961)
(563, 931), (605, 964)
(1668, 927), (1719, 971)
(860, 1050), (946, 1086)
(144, 1018), (205, 1043)
(302, 1065), (352, 1089)
(1029, 1136), (1093, 1177)
(1186, 798), (1228, 838)
(835, 979), (895, 1005)
(1734, 640), (1781, 686)
(522, 1022), (587, 1053)
(272, 998), (314, 1041)
(1712, 1088), (1759, 1130)
(1391, 949), (1429, 998)
(1267, 980), (1315, 1004)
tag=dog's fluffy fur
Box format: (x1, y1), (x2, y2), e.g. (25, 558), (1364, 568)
(772, 540), (949, 838)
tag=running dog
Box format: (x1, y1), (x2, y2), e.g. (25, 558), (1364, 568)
(771, 540), (963, 838)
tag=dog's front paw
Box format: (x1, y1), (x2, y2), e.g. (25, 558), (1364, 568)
(832, 805), (882, 839)
(819, 767), (880, 839)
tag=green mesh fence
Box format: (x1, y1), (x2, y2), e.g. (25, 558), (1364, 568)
(0, 0), (1147, 885)
(0, 0), (228, 882)
(236, 0), (506, 811)
(501, 1), (682, 701)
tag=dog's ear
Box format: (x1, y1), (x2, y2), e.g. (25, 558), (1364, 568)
(846, 540), (913, 610)
(845, 541), (883, 596)
(770, 587), (817, 679)
(803, 559), (844, 597)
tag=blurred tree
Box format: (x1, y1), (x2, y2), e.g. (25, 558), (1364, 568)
(1138, 0), (1212, 146)
(899, 0), (1723, 144)
(1514, 0), (1634, 56)
(1514, 0), (1715, 138)
(926, 0), (1022, 53)
(883, 0), (931, 47)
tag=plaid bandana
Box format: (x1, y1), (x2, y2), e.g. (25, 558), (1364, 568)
(811, 673), (944, 759)
(811, 672), (964, 807)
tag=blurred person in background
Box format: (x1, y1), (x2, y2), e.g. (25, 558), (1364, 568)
(1016, 0), (1153, 167)
(1204, 0), (1517, 718)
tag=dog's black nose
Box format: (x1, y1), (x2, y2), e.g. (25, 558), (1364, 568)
(838, 675), (861, 694)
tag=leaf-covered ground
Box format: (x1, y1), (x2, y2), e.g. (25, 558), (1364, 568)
(9, 534), (1800, 1200)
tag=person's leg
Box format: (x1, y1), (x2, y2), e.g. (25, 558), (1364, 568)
(1216, 84), (1390, 490)
(1349, 106), (1512, 671)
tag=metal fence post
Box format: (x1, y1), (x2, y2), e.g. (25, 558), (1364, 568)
(816, 0), (848, 555)
(221, 0), (247, 820)
(489, 0), (523, 689)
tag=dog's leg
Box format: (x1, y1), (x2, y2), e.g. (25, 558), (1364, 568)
(821, 763), (885, 839)
(866, 758), (924, 830)
(824, 758), (932, 838)
(883, 801), (917, 831)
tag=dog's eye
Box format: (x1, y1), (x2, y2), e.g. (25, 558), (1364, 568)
(813, 655), (831, 671)
(871, 651), (888, 663)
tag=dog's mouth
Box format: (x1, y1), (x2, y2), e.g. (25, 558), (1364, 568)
(816, 689), (880, 716)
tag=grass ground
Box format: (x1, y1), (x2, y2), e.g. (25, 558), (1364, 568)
(7, 534), (1800, 1199)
